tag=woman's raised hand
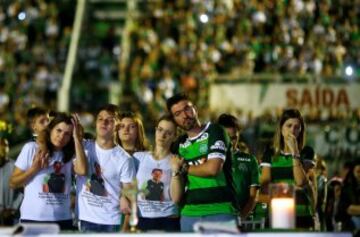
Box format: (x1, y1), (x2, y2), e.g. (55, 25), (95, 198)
(71, 113), (84, 141)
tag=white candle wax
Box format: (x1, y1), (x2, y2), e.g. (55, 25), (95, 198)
(271, 197), (295, 229)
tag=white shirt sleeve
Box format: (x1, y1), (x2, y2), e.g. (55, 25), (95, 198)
(15, 142), (37, 171)
(120, 155), (136, 184)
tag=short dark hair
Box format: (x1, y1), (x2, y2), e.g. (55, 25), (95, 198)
(96, 104), (119, 117)
(152, 168), (163, 174)
(27, 107), (48, 125)
(166, 93), (189, 113)
(217, 113), (241, 132)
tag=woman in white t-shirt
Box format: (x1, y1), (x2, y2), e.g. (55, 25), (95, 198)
(114, 111), (149, 231)
(133, 114), (180, 231)
(9, 113), (87, 230)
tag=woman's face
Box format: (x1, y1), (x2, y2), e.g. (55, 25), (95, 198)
(50, 122), (73, 150)
(155, 120), (176, 149)
(281, 118), (302, 139)
(118, 118), (138, 144)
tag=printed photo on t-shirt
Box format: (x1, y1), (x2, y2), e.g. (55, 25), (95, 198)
(143, 168), (164, 201)
(86, 162), (107, 196)
(43, 161), (65, 193)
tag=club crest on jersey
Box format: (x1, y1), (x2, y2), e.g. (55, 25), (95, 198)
(199, 144), (208, 153)
(210, 140), (226, 151)
(197, 133), (209, 142)
(180, 140), (192, 148)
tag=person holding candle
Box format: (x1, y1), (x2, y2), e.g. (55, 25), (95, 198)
(260, 108), (315, 229)
(114, 111), (149, 231)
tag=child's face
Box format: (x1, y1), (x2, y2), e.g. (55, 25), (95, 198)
(32, 114), (49, 134)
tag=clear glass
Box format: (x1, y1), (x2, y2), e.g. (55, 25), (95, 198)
(270, 182), (295, 229)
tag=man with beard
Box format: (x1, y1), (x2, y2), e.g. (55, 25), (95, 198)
(166, 93), (236, 232)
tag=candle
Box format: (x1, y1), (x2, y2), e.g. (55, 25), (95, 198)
(271, 197), (295, 229)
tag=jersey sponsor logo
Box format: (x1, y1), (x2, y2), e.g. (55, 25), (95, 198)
(187, 157), (207, 166)
(237, 157), (251, 162)
(210, 140), (226, 151)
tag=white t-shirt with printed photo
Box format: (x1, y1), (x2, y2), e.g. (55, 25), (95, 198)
(76, 140), (135, 225)
(15, 142), (73, 221)
(133, 151), (178, 218)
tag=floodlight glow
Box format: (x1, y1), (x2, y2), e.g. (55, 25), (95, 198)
(199, 14), (209, 23)
(345, 66), (353, 76)
(18, 12), (26, 21)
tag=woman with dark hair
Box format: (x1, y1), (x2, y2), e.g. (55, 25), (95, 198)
(9, 113), (87, 230)
(260, 108), (315, 229)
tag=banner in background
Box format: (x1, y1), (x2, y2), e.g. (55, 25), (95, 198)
(210, 83), (360, 116)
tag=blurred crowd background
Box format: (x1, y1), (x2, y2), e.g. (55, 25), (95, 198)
(0, 0), (359, 176)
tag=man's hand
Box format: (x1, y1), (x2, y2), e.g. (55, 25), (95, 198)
(31, 149), (49, 172)
(170, 155), (185, 172)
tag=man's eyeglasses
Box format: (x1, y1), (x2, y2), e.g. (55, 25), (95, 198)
(173, 105), (193, 117)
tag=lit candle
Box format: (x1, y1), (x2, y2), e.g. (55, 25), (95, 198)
(271, 197), (295, 229)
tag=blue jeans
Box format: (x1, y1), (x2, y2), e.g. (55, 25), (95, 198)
(180, 214), (236, 232)
(79, 220), (120, 233)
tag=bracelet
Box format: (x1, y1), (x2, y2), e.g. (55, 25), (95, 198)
(180, 163), (189, 175)
(171, 170), (181, 177)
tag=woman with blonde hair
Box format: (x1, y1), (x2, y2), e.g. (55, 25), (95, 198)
(115, 111), (149, 157)
(114, 111), (149, 231)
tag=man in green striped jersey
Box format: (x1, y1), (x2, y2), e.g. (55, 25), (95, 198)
(167, 93), (236, 232)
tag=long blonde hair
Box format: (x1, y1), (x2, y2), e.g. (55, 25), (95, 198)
(114, 111), (149, 152)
